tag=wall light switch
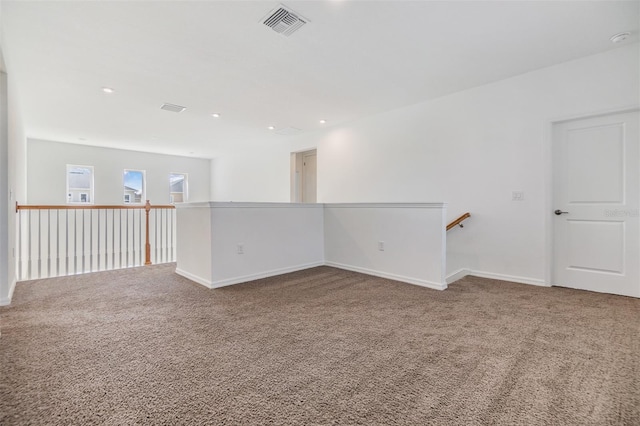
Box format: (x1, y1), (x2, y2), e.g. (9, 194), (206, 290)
(512, 191), (524, 201)
(378, 241), (385, 251)
(237, 244), (244, 255)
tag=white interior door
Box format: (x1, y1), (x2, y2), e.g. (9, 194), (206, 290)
(553, 110), (639, 297)
(302, 151), (317, 203)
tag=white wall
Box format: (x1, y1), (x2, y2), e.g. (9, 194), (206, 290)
(27, 139), (211, 205)
(0, 71), (8, 304)
(1, 59), (28, 305)
(175, 203), (212, 286)
(209, 203), (325, 287)
(176, 202), (446, 290)
(211, 44), (639, 285)
(176, 202), (325, 288)
(210, 147), (291, 202)
(324, 203), (446, 289)
(0, 0), (8, 306)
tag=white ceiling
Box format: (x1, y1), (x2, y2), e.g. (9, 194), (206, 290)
(1, 1), (638, 158)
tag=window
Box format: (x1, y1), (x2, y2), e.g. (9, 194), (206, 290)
(169, 173), (188, 203)
(67, 165), (94, 204)
(123, 169), (145, 204)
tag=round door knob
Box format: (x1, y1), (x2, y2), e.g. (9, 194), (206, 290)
(554, 209), (569, 215)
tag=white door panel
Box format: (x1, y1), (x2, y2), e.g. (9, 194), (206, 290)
(566, 220), (624, 274)
(553, 111), (639, 297)
(566, 124), (624, 203)
(302, 152), (317, 203)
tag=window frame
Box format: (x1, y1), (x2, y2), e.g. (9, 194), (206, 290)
(123, 169), (146, 205)
(66, 164), (95, 205)
(169, 172), (188, 204)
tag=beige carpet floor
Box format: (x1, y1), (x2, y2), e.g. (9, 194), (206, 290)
(0, 264), (638, 425)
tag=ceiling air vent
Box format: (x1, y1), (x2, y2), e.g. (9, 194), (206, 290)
(160, 103), (186, 113)
(275, 126), (302, 135)
(262, 5), (308, 37)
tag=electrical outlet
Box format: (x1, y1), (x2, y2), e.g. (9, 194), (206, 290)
(378, 241), (385, 251)
(237, 244), (244, 255)
(512, 191), (524, 201)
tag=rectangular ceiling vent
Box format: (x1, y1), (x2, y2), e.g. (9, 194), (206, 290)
(275, 126), (303, 135)
(160, 103), (186, 113)
(262, 5), (308, 37)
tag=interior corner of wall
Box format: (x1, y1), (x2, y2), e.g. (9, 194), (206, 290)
(446, 268), (471, 284)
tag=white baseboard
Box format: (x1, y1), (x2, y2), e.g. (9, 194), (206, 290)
(446, 268), (548, 287)
(0, 278), (17, 306)
(446, 268), (471, 284)
(210, 261), (325, 289)
(325, 261), (447, 291)
(175, 268), (213, 289)
(471, 270), (548, 287)
(179, 263), (546, 293)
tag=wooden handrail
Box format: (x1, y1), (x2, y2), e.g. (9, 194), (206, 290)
(16, 204), (175, 210)
(446, 212), (471, 231)
(16, 200), (175, 267)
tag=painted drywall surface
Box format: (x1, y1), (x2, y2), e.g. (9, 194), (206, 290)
(0, 72), (8, 304)
(175, 204), (213, 287)
(210, 147), (291, 202)
(1, 68), (27, 304)
(176, 202), (446, 290)
(27, 139), (211, 205)
(209, 44), (637, 284)
(324, 204), (447, 289)
(208, 203), (324, 286)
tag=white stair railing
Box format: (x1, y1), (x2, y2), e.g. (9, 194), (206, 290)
(15, 201), (176, 281)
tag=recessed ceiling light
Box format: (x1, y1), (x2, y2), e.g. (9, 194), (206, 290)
(211, 113), (221, 118)
(610, 32), (631, 43)
(102, 87), (114, 94)
(268, 126), (275, 130)
(319, 119), (327, 124)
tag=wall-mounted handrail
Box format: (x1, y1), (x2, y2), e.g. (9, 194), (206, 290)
(446, 212), (471, 231)
(15, 200), (175, 280)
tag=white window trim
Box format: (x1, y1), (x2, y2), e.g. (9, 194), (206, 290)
(123, 169), (147, 205)
(66, 164), (95, 205)
(169, 172), (188, 204)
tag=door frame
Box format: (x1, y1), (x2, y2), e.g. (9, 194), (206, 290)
(544, 105), (640, 287)
(290, 148), (317, 203)
(301, 150), (317, 203)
